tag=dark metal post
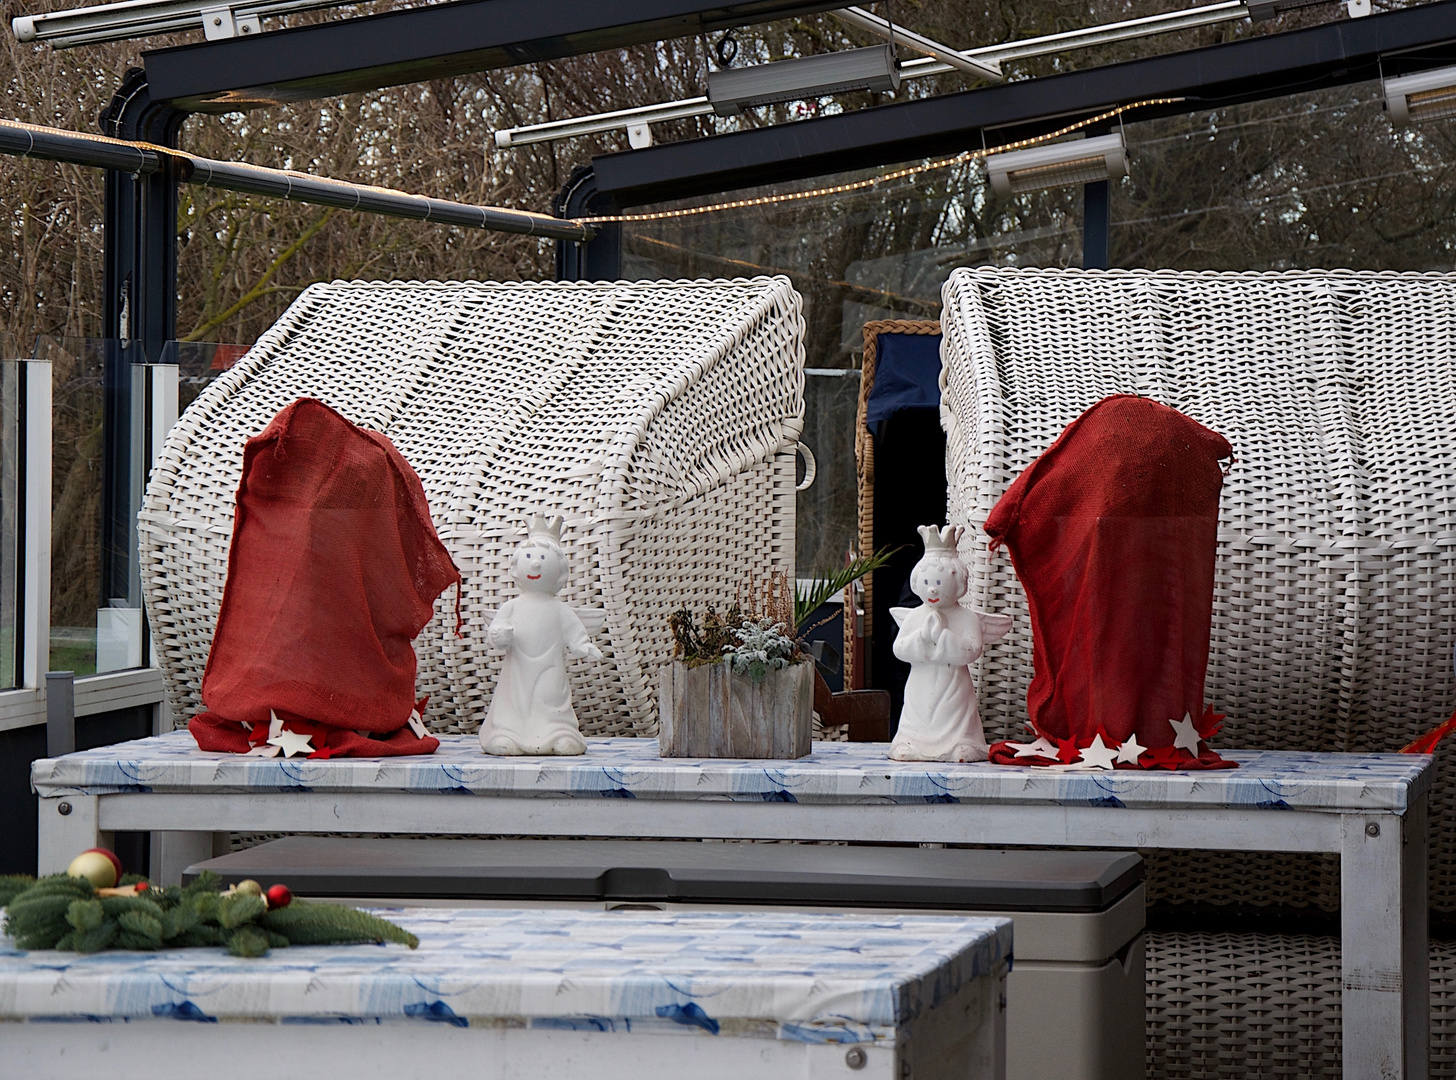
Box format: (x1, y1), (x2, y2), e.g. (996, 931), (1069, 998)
(98, 70), (188, 609)
(1083, 179), (1111, 270)
(554, 165), (622, 281)
(45, 671), (75, 757)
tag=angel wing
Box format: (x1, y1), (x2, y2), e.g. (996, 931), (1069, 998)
(977, 612), (1014, 644)
(889, 606), (915, 628)
(574, 607), (608, 635)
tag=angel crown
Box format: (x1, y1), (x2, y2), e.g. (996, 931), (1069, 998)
(526, 513), (565, 545)
(917, 523), (964, 553)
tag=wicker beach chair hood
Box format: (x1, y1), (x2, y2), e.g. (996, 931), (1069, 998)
(141, 276), (805, 738)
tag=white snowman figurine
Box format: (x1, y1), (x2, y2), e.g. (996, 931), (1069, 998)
(480, 514), (603, 756)
(888, 524), (1013, 763)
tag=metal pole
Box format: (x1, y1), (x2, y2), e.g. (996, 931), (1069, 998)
(1083, 179), (1110, 270)
(832, 6), (1002, 82)
(182, 156), (589, 239)
(0, 118), (158, 172)
(98, 69), (185, 615)
(45, 671), (75, 757)
(0, 114), (594, 242)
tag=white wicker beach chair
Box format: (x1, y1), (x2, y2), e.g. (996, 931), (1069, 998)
(941, 266), (1456, 843)
(140, 276), (805, 738)
(940, 266), (1456, 1077)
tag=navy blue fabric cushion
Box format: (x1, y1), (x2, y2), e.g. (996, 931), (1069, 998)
(864, 332), (944, 429)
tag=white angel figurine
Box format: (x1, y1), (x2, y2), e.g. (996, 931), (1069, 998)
(480, 514), (603, 756)
(888, 524), (1013, 763)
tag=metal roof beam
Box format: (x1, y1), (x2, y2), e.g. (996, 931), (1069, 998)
(589, 0), (1456, 207)
(143, 0), (853, 111)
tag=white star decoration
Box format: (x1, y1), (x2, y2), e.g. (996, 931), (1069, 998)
(245, 710), (286, 756)
(267, 727), (315, 758)
(1012, 737), (1059, 759)
(248, 709), (314, 758)
(1077, 734), (1118, 770)
(1169, 713), (1202, 755)
(1115, 733), (1146, 765)
(407, 708), (428, 739)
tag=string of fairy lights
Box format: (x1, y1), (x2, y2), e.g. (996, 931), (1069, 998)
(9, 94), (1185, 232)
(570, 96), (1186, 226)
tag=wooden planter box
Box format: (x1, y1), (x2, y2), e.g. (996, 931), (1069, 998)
(659, 660), (813, 758)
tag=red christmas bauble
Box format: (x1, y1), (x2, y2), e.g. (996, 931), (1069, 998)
(265, 884), (292, 909)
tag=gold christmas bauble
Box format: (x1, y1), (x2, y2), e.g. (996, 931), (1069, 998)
(234, 879), (264, 897)
(66, 849), (120, 888)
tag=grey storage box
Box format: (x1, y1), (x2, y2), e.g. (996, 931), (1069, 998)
(188, 838), (1144, 1080)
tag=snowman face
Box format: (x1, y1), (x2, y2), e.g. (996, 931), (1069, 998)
(513, 543), (567, 595)
(911, 555), (967, 606)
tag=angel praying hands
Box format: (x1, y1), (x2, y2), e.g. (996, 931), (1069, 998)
(479, 514), (603, 756)
(888, 524), (1012, 763)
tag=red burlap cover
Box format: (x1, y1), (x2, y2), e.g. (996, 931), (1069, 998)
(985, 395), (1236, 770)
(188, 397), (460, 758)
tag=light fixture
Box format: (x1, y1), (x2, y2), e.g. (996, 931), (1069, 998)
(706, 44), (900, 117)
(496, 2), (1247, 151)
(1383, 65), (1456, 126)
(1245, 0), (1355, 21)
(984, 132), (1128, 197)
(11, 0), (347, 47)
(830, 6), (1001, 82)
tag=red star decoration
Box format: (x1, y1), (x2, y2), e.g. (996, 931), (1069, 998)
(1195, 704), (1226, 741)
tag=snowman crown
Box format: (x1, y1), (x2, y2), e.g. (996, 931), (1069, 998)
(917, 523), (963, 553)
(526, 513), (565, 545)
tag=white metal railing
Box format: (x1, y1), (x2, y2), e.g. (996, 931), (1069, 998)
(0, 667), (168, 733)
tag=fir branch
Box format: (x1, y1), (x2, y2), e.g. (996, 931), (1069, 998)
(226, 926), (272, 958)
(260, 899), (420, 949)
(218, 893), (266, 929)
(65, 899), (104, 933)
(2, 873), (418, 957)
(0, 875), (36, 909)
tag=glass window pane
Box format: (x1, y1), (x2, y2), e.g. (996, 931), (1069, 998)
(621, 163), (1084, 573)
(37, 337), (104, 676)
(1113, 81), (1456, 272)
(177, 341), (249, 415)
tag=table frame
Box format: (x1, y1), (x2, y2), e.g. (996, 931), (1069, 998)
(36, 766), (1430, 1080)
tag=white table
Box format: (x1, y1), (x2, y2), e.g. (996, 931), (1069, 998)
(32, 733), (1434, 1079)
(0, 906), (1010, 1080)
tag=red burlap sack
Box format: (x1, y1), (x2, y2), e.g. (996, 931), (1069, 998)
(985, 395), (1236, 770)
(188, 397), (460, 758)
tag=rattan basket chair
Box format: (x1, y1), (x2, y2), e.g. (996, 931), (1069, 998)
(140, 276), (805, 738)
(851, 319), (942, 690)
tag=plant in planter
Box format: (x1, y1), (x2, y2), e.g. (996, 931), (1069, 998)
(661, 569), (808, 758)
(659, 553), (896, 758)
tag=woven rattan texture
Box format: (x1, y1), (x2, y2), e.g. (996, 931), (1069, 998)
(940, 267), (1456, 910)
(852, 319), (941, 686)
(1147, 933), (1456, 1078)
(141, 277), (805, 738)
(1143, 852), (1341, 913)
